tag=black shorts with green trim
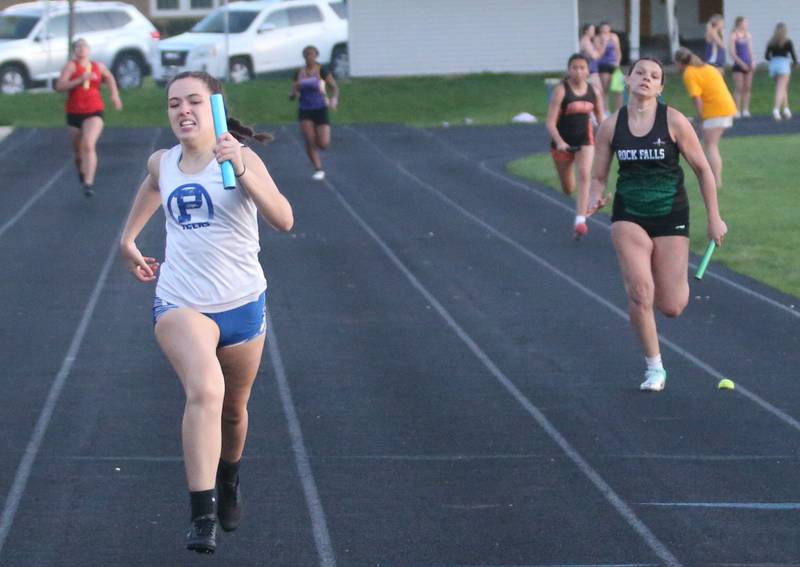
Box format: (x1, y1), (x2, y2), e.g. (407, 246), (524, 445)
(611, 205), (689, 238)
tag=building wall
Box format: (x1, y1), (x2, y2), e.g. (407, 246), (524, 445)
(349, 0), (578, 77)
(579, 0), (625, 30)
(725, 0), (800, 63)
(579, 0), (705, 39)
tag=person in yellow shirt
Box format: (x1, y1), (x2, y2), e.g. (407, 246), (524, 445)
(674, 47), (737, 187)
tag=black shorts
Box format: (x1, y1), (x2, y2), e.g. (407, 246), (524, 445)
(298, 107), (329, 126)
(66, 111), (104, 129)
(598, 63), (618, 74)
(612, 206), (690, 238)
(732, 63), (751, 74)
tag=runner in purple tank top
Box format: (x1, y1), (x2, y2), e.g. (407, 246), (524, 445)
(729, 16), (754, 117)
(704, 14), (726, 70)
(596, 22), (622, 113)
(290, 45), (339, 180)
(579, 24), (603, 105)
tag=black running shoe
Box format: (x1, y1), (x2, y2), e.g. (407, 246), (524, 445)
(185, 514), (217, 554)
(216, 478), (242, 532)
(83, 185), (94, 198)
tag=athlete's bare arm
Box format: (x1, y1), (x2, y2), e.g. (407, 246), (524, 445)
(120, 150), (166, 281)
(587, 112), (617, 215)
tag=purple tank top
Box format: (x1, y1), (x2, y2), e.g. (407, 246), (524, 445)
(583, 49), (599, 73)
(298, 69), (326, 110)
(735, 37), (752, 65)
(704, 41), (725, 67)
(599, 41), (617, 66)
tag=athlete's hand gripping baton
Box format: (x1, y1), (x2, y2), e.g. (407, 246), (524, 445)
(210, 93), (236, 190)
(694, 241), (716, 280)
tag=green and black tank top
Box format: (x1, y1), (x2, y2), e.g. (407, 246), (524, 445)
(611, 103), (687, 218)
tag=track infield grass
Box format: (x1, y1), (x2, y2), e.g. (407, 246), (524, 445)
(1, 67), (798, 127)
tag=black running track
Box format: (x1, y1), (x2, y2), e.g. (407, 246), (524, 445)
(1, 118), (799, 566)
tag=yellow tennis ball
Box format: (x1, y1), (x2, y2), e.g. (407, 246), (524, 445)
(718, 378), (735, 390)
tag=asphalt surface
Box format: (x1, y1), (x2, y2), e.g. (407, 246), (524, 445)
(0, 116), (799, 566)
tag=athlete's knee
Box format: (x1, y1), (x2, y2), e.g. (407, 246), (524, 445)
(658, 299), (687, 318)
(221, 403), (248, 427)
(186, 377), (224, 410)
(317, 138), (329, 150)
(655, 285), (689, 317)
(80, 139), (97, 154)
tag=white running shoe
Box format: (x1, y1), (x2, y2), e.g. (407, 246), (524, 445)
(742, 110), (751, 118)
(734, 111), (742, 119)
(773, 108), (782, 121)
(312, 170), (326, 181)
(783, 107), (792, 119)
(640, 368), (667, 392)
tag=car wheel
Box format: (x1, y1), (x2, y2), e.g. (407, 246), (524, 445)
(0, 64), (27, 95)
(113, 54), (144, 90)
(331, 45), (349, 79)
(229, 58), (253, 83)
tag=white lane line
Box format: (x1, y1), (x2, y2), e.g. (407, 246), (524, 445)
(0, 225), (124, 554)
(419, 564), (657, 567)
(641, 502), (800, 510)
(63, 456), (185, 462)
(323, 177), (682, 566)
(606, 454), (797, 461)
(0, 128), (161, 556)
(316, 454), (550, 461)
(0, 161), (70, 240)
(417, 127), (800, 320)
(263, 306), (337, 567)
(57, 453), (800, 463)
(281, 131), (681, 566)
(352, 127), (800, 436)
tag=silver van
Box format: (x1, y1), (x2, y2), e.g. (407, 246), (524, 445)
(0, 1), (159, 94)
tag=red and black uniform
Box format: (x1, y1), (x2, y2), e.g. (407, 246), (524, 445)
(65, 60), (104, 128)
(550, 79), (596, 161)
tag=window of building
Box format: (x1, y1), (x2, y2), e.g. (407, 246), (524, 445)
(151, 0), (222, 18)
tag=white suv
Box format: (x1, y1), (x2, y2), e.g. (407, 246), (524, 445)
(153, 0), (348, 84)
(0, 1), (159, 94)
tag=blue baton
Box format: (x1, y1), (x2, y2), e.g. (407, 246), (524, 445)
(210, 93), (236, 189)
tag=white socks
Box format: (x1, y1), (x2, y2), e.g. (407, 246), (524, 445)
(645, 354), (664, 371)
(574, 215), (586, 226)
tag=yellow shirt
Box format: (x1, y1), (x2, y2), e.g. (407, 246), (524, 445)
(682, 64), (737, 119)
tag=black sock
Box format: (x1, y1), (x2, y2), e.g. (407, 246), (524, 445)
(190, 489), (216, 520)
(217, 458), (241, 485)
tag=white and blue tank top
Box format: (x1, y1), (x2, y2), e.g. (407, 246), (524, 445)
(156, 144), (266, 312)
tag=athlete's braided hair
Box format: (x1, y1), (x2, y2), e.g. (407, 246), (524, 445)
(166, 71), (273, 144)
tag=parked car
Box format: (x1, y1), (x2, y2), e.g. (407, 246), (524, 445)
(153, 0), (348, 85)
(0, 0), (159, 94)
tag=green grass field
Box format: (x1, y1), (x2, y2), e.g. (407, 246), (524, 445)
(507, 135), (800, 298)
(0, 66), (798, 127)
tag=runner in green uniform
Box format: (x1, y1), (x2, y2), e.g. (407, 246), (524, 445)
(587, 58), (727, 392)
